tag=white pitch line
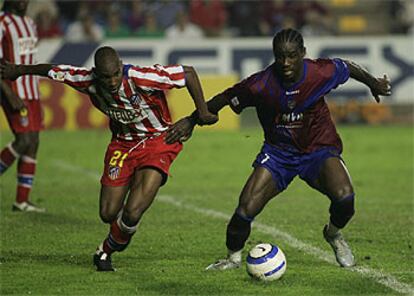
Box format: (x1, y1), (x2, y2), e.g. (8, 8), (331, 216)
(52, 160), (414, 295)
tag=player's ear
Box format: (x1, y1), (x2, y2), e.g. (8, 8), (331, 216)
(301, 47), (307, 58)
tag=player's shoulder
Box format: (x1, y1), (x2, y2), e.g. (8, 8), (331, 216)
(307, 58), (335, 67)
(243, 64), (272, 84)
(0, 11), (10, 24)
(23, 15), (36, 26)
(306, 58), (337, 78)
(127, 64), (183, 77)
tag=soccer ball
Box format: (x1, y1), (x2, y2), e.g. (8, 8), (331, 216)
(246, 243), (287, 281)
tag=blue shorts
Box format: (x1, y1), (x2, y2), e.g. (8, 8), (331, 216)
(253, 143), (342, 192)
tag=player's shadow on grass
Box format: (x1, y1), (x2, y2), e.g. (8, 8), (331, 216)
(2, 210), (97, 226)
(0, 250), (94, 269)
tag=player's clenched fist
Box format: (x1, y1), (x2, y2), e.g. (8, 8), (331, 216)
(198, 112), (218, 126)
(0, 62), (21, 81)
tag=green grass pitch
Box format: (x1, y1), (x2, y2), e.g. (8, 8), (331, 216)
(0, 126), (413, 295)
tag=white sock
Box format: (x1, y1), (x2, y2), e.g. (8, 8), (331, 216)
(228, 249), (242, 263)
(96, 243), (104, 254)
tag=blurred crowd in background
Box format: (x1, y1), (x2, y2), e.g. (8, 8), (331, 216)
(14, 0), (414, 41)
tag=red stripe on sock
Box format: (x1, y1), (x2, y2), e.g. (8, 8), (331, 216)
(0, 146), (17, 168)
(110, 220), (132, 243)
(102, 221), (133, 254)
(16, 157), (36, 203)
(16, 186), (30, 203)
(18, 158), (36, 174)
(103, 238), (114, 255)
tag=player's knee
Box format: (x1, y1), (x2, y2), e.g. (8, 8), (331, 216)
(14, 135), (31, 152)
(330, 185), (354, 201)
(329, 193), (355, 228)
(99, 209), (118, 224)
(122, 207), (143, 226)
(27, 134), (39, 150)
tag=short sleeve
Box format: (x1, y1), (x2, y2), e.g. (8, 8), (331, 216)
(0, 19), (4, 60)
(48, 65), (94, 90)
(331, 58), (350, 88)
(220, 74), (258, 114)
(129, 64), (185, 91)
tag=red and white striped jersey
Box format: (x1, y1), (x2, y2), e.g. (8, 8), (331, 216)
(0, 11), (39, 100)
(48, 64), (186, 141)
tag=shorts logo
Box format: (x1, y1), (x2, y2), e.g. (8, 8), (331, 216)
(261, 153), (270, 164)
(108, 166), (120, 180)
(19, 108), (29, 127)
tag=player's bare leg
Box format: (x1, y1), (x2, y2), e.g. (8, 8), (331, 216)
(206, 167), (280, 271)
(2, 131), (45, 213)
(94, 184), (129, 271)
(94, 168), (163, 271)
(316, 157), (356, 268)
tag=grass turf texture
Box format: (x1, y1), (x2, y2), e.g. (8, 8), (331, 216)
(0, 126), (413, 295)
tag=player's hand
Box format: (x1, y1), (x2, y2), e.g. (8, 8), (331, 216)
(165, 117), (196, 144)
(7, 92), (26, 111)
(0, 61), (21, 81)
(197, 111), (218, 126)
(370, 74), (391, 103)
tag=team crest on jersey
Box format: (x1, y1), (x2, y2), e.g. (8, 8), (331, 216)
(108, 166), (120, 180)
(130, 94), (141, 105)
(287, 100), (296, 110)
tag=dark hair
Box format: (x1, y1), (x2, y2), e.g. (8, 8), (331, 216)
(272, 28), (304, 51)
(1, 0), (12, 12)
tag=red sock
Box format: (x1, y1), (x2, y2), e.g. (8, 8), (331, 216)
(103, 219), (135, 255)
(0, 143), (19, 175)
(16, 156), (36, 203)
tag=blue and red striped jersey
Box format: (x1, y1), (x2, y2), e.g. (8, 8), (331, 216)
(222, 58), (350, 153)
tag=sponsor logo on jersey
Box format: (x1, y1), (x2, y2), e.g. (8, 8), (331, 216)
(108, 166), (120, 180)
(281, 112), (303, 123)
(285, 90), (300, 95)
(106, 107), (148, 124)
(18, 37), (38, 55)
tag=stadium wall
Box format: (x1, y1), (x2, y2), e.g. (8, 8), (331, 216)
(1, 37), (412, 131)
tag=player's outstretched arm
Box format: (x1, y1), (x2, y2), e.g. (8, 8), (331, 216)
(183, 65), (218, 126)
(1, 62), (53, 81)
(345, 60), (391, 103)
(165, 94), (228, 144)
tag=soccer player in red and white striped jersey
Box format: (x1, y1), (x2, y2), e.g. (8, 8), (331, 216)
(0, 0), (45, 213)
(1, 46), (217, 271)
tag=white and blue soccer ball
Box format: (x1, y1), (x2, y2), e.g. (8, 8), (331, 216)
(246, 243), (287, 281)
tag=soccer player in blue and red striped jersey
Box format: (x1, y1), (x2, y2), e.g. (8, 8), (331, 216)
(1, 46), (217, 271)
(167, 28), (391, 269)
